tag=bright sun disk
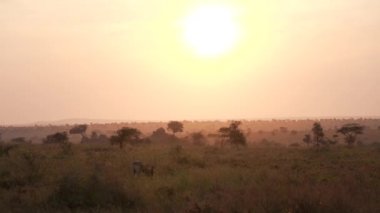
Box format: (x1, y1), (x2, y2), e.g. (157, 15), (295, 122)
(182, 4), (241, 58)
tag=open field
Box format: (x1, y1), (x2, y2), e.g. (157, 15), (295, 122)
(1, 141), (380, 212)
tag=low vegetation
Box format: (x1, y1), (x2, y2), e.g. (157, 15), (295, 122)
(0, 120), (379, 212)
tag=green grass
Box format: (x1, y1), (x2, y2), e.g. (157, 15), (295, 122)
(0, 142), (380, 212)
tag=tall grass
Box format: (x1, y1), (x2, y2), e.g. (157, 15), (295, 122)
(0, 142), (379, 212)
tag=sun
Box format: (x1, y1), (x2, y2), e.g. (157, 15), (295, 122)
(181, 4), (241, 58)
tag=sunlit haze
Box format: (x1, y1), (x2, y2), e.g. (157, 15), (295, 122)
(182, 4), (241, 57)
(1, 0), (380, 125)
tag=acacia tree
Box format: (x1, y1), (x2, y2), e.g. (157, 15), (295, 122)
(218, 121), (246, 147)
(167, 121), (184, 136)
(312, 122), (325, 147)
(110, 127), (142, 149)
(337, 123), (364, 146)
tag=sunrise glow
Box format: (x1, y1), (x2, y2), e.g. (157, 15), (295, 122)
(181, 4), (241, 58)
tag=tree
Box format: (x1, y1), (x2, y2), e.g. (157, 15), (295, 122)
(150, 127), (173, 142)
(44, 132), (69, 144)
(303, 134), (312, 146)
(337, 123), (364, 146)
(218, 121), (247, 147)
(152, 128), (168, 138)
(110, 127), (142, 149)
(191, 132), (206, 145)
(69, 124), (88, 137)
(167, 121), (184, 136)
(312, 122), (325, 147)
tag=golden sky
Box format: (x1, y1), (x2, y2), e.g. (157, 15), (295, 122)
(0, 0), (380, 124)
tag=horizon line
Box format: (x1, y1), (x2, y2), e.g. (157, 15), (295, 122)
(2, 115), (380, 127)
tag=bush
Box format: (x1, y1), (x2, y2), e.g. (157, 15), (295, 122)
(44, 132), (68, 144)
(48, 173), (139, 210)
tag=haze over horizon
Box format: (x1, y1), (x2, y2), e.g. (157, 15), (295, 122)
(1, 0), (379, 125)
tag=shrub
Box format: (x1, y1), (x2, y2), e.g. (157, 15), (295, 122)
(44, 132), (69, 144)
(48, 173), (139, 210)
(218, 121), (247, 147)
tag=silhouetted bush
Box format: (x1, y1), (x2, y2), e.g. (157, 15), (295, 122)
(150, 127), (176, 143)
(43, 132), (69, 144)
(167, 121), (184, 136)
(337, 123), (365, 146)
(110, 127), (142, 149)
(312, 122), (325, 147)
(218, 121), (246, 147)
(191, 132), (206, 145)
(69, 124), (88, 136)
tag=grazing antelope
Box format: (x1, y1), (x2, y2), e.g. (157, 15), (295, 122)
(132, 161), (155, 177)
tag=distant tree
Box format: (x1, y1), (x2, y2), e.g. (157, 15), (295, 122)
(312, 122), (325, 147)
(191, 132), (206, 145)
(152, 128), (168, 138)
(110, 127), (142, 149)
(303, 134), (312, 146)
(218, 121), (247, 147)
(44, 132), (69, 144)
(150, 127), (174, 143)
(167, 121), (184, 136)
(69, 124), (88, 137)
(337, 123), (365, 146)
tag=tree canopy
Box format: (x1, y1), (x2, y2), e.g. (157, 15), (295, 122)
(110, 127), (142, 149)
(44, 132), (69, 144)
(167, 121), (184, 135)
(218, 121), (246, 146)
(337, 123), (364, 145)
(69, 124), (88, 135)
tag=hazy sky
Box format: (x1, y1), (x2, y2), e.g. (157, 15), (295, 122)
(1, 0), (380, 125)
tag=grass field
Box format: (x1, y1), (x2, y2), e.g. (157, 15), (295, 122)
(1, 141), (380, 212)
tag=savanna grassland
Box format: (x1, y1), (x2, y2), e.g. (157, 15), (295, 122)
(1, 120), (380, 212)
